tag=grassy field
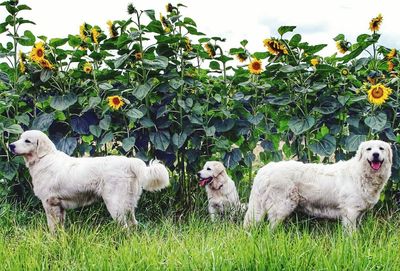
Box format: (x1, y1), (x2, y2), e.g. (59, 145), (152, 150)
(0, 202), (400, 271)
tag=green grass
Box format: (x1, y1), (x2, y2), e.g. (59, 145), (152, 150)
(0, 203), (400, 270)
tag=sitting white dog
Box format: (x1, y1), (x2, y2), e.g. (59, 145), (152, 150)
(244, 140), (392, 231)
(9, 130), (169, 232)
(198, 161), (244, 221)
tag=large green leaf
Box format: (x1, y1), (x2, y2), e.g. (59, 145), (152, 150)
(223, 148), (242, 169)
(278, 26), (296, 36)
(4, 124), (23, 134)
(99, 115), (111, 130)
(143, 56), (168, 70)
(288, 116), (315, 135)
(344, 134), (366, 152)
(56, 137), (77, 155)
(364, 113), (387, 131)
(31, 113), (55, 131)
(313, 100), (340, 115)
(309, 135), (336, 157)
(150, 131), (170, 151)
(214, 119), (235, 133)
(172, 132), (187, 148)
(133, 82), (152, 100)
(18, 30), (35, 46)
(50, 94), (77, 111)
(127, 108), (144, 119)
(122, 137), (136, 152)
(100, 132), (114, 145)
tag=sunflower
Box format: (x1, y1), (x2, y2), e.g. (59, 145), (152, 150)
(387, 48), (396, 60)
(369, 14), (383, 32)
(83, 62), (93, 74)
(263, 38), (288, 55)
(107, 20), (118, 38)
(340, 68), (349, 76)
(30, 42), (45, 62)
(367, 83), (392, 105)
(236, 53), (247, 63)
(311, 58), (319, 67)
(184, 37), (192, 52)
(248, 59), (263, 75)
(160, 13), (171, 33)
(18, 51), (26, 73)
(79, 23), (88, 41)
(107, 95), (124, 110)
(388, 61), (394, 72)
(38, 58), (53, 70)
(336, 40), (350, 54)
(91, 28), (100, 44)
(204, 42), (216, 58)
(166, 3), (174, 13)
(135, 52), (143, 60)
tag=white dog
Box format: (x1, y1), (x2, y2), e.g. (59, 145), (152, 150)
(198, 161), (244, 221)
(9, 130), (169, 232)
(244, 140), (392, 231)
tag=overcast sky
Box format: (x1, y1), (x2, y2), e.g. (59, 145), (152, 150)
(2, 0), (400, 56)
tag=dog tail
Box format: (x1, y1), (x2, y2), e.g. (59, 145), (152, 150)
(142, 160), (170, 192)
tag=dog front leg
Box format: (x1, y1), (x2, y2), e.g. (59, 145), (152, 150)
(43, 197), (65, 233)
(341, 208), (360, 233)
(208, 203), (219, 222)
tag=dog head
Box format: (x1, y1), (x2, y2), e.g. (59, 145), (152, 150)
(9, 130), (57, 165)
(356, 140), (392, 172)
(197, 161), (227, 188)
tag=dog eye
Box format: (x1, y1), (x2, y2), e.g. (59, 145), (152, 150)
(206, 167), (211, 170)
(366, 147), (371, 151)
(379, 147), (384, 150)
(25, 139), (31, 143)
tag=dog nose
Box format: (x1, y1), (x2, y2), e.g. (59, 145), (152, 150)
(373, 152), (380, 159)
(9, 144), (15, 152)
(197, 172), (201, 177)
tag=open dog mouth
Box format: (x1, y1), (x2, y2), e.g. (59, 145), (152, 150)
(198, 177), (213, 187)
(368, 159), (384, 171)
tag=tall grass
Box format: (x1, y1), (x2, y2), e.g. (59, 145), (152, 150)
(1, 202), (399, 270)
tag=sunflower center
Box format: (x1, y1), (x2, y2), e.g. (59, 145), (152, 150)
(37, 49), (44, 58)
(112, 97), (121, 105)
(371, 87), (384, 99)
(252, 62), (261, 70)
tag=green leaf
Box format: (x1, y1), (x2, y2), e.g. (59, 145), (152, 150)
(150, 131), (170, 151)
(205, 126), (216, 137)
(49, 38), (68, 47)
(364, 112), (387, 131)
(313, 100), (339, 115)
(31, 113), (55, 131)
(333, 34), (345, 41)
(114, 53), (130, 69)
(50, 94), (77, 111)
(4, 124), (23, 134)
(143, 56), (169, 70)
(288, 116), (315, 135)
(89, 125), (102, 137)
(56, 137), (77, 155)
(40, 69), (53, 82)
(172, 132), (187, 148)
(223, 148), (242, 169)
(100, 132), (114, 145)
(140, 117), (155, 128)
(15, 114), (29, 126)
(240, 40), (248, 47)
(0, 161), (17, 180)
(169, 78), (185, 90)
(122, 137), (136, 152)
(309, 135), (336, 157)
(144, 9), (156, 20)
(344, 134), (366, 152)
(289, 34), (301, 46)
(127, 108), (144, 119)
(267, 95), (292, 105)
(209, 60), (220, 70)
(214, 119), (235, 133)
(278, 26), (296, 36)
(99, 115), (111, 130)
(18, 30), (35, 46)
(88, 96), (101, 108)
(133, 83), (152, 100)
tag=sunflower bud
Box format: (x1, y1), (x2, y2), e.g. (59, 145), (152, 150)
(127, 3), (137, 15)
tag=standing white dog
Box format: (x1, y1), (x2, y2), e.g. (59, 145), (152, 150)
(9, 130), (169, 232)
(198, 161), (244, 221)
(244, 140), (392, 231)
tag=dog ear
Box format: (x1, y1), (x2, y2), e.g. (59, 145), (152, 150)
(213, 162), (226, 177)
(356, 142), (364, 161)
(36, 134), (55, 158)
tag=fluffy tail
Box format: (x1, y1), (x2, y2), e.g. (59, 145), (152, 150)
(142, 160), (170, 192)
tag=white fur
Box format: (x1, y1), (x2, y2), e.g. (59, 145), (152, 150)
(10, 130), (169, 232)
(198, 161), (244, 221)
(244, 140), (392, 231)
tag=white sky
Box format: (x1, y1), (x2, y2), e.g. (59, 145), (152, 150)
(1, 0), (400, 56)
